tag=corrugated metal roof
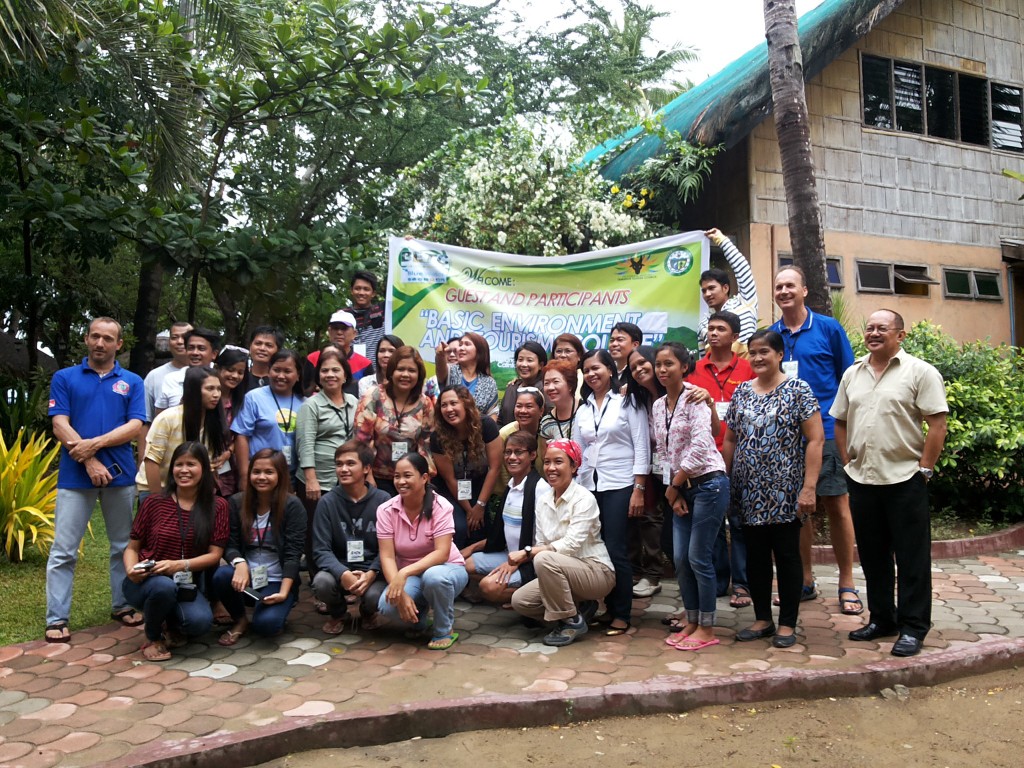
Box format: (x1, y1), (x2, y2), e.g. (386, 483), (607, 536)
(588, 0), (905, 180)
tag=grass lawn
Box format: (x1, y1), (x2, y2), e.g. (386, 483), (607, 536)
(0, 513), (115, 646)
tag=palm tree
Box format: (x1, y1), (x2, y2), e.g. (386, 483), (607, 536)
(562, 0), (697, 117)
(763, 0), (832, 314)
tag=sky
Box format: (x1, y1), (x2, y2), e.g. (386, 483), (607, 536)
(512, 0), (828, 86)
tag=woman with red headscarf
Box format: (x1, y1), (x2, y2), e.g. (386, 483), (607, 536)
(509, 439), (615, 648)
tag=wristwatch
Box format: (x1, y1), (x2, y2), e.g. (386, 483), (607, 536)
(523, 545), (533, 559)
(918, 466), (934, 479)
(231, 557), (246, 566)
(634, 482), (646, 491)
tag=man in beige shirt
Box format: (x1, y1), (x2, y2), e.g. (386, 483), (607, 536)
(831, 309), (948, 658)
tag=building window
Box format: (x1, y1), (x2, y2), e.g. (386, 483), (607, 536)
(861, 54), (1017, 151)
(943, 268), (1003, 300)
(778, 254), (844, 288)
(855, 260), (938, 296)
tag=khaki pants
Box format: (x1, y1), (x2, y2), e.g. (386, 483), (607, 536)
(511, 551), (615, 622)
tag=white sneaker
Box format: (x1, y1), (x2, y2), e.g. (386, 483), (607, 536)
(633, 578), (662, 598)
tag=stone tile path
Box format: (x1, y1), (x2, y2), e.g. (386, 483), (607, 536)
(2, 554), (1024, 767)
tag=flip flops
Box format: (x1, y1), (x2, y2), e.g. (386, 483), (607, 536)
(111, 609), (144, 627)
(671, 636), (720, 651)
(838, 586), (864, 615)
(44, 623), (70, 643)
(427, 632), (459, 650)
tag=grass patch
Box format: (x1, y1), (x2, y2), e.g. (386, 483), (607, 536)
(810, 508), (999, 546)
(0, 512), (115, 646)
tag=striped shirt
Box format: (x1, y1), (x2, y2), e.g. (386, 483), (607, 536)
(698, 236), (758, 348)
(130, 494), (230, 562)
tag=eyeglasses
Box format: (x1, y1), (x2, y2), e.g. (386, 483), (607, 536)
(518, 387), (542, 395)
(503, 449), (530, 457)
(864, 325), (898, 334)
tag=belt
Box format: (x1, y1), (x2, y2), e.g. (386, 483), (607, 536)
(687, 470), (726, 487)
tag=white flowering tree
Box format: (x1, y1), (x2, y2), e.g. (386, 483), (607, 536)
(395, 118), (660, 255)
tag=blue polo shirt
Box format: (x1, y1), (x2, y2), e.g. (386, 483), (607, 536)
(48, 359), (146, 489)
(770, 309), (854, 440)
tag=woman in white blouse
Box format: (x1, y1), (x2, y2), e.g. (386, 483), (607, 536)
(572, 349), (650, 635)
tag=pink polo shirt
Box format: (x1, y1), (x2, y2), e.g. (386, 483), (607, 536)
(376, 493), (465, 570)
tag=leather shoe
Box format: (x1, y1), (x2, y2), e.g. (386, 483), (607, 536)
(848, 622), (898, 642)
(772, 632), (797, 648)
(891, 634), (923, 657)
(736, 624), (776, 642)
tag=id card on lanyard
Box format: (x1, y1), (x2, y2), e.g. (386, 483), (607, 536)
(457, 447), (472, 500)
(250, 517), (271, 589)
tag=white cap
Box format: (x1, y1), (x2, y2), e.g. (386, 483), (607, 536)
(328, 310), (356, 327)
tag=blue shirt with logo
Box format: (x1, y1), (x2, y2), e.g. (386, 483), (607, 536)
(48, 359), (146, 489)
(770, 309), (855, 440)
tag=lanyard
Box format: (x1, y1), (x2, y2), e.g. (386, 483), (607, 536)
(554, 405), (577, 439)
(461, 446), (470, 479)
(590, 396), (612, 439)
(709, 364), (733, 401)
(783, 332), (799, 362)
(253, 513), (270, 553)
(270, 391), (296, 434)
(174, 498), (190, 560)
(664, 394), (682, 437)
(390, 394), (412, 431)
(326, 399), (351, 437)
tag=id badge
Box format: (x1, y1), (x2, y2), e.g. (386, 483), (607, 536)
(280, 445), (293, 465)
(715, 401), (730, 420)
(651, 451), (664, 477)
(217, 459), (232, 475)
(173, 570), (193, 585)
(457, 479), (473, 501)
(391, 440), (409, 458)
(251, 564), (269, 589)
(782, 360), (799, 379)
(662, 465), (671, 486)
(347, 540), (364, 563)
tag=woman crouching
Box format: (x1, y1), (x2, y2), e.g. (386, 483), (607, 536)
(510, 440), (615, 647)
(123, 442), (229, 661)
(376, 453), (469, 650)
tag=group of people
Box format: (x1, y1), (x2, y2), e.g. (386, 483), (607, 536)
(44, 233), (949, 663)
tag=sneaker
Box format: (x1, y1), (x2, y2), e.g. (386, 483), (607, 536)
(543, 615), (589, 647)
(632, 578), (662, 598)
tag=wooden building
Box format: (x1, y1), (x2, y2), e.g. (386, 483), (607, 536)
(588, 0), (1024, 344)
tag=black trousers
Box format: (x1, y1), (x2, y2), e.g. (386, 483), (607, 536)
(744, 519), (803, 629)
(847, 474), (932, 639)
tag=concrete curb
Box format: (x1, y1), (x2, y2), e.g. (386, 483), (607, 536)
(115, 637), (1024, 768)
(810, 521), (1024, 565)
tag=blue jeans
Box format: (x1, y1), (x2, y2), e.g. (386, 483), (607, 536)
(122, 574), (214, 642)
(46, 486), (135, 626)
(595, 485), (634, 624)
(210, 564), (298, 637)
(673, 474), (730, 626)
(712, 508), (749, 595)
(377, 563), (469, 638)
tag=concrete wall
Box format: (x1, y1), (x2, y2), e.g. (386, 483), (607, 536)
(744, 0), (1024, 343)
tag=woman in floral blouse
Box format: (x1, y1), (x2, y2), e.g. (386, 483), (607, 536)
(652, 342), (729, 652)
(354, 346), (435, 496)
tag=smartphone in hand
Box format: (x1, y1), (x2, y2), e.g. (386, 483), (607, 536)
(242, 587), (263, 602)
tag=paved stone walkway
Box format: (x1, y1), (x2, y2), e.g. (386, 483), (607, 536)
(2, 553), (1024, 767)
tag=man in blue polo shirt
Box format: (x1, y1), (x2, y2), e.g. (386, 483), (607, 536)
(771, 268), (862, 617)
(45, 317), (146, 643)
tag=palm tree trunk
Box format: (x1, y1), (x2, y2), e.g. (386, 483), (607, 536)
(764, 0), (832, 315)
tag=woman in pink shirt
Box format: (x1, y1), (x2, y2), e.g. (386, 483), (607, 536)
(376, 452), (468, 650)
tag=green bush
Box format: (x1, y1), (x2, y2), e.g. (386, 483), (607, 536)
(0, 374), (51, 444)
(850, 321), (1024, 522)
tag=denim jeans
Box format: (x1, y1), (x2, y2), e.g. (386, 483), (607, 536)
(46, 486), (135, 625)
(377, 562), (469, 638)
(122, 574), (214, 642)
(595, 485), (634, 624)
(210, 564), (299, 637)
(712, 507), (749, 595)
(673, 474), (730, 625)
